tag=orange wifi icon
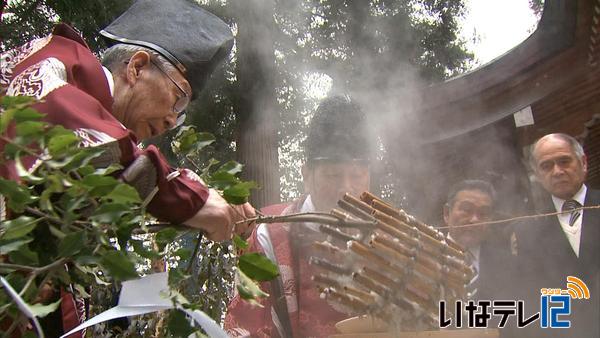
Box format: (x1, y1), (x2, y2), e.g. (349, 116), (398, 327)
(566, 276), (590, 300)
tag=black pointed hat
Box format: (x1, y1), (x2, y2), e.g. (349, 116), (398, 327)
(304, 95), (371, 163)
(100, 0), (234, 97)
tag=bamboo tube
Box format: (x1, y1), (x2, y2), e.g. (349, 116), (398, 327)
(309, 256), (351, 275)
(361, 267), (439, 316)
(313, 240), (345, 257)
(344, 194), (465, 260)
(370, 235), (473, 284)
(361, 192), (463, 252)
(338, 194), (465, 260)
(322, 287), (372, 315)
(331, 208), (375, 228)
(369, 238), (468, 289)
(348, 241), (438, 297)
(373, 235), (474, 278)
(318, 224), (355, 242)
(353, 240), (467, 305)
(343, 285), (376, 304)
(340, 197), (466, 270)
(337, 199), (378, 222)
(313, 273), (342, 289)
(351, 272), (427, 319)
(353, 271), (387, 296)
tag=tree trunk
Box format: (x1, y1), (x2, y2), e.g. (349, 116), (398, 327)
(232, 0), (280, 208)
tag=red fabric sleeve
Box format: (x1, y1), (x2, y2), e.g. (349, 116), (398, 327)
(2, 28), (209, 224)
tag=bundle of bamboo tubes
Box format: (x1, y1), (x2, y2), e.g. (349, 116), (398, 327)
(310, 192), (477, 331)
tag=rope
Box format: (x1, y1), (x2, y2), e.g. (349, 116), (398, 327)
(436, 204), (600, 230)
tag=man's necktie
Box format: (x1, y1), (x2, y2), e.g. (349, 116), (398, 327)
(562, 199), (582, 227)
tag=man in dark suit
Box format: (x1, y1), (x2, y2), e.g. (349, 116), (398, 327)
(514, 133), (599, 338)
(443, 180), (512, 303)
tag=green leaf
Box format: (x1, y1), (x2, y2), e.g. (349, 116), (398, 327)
(238, 253), (279, 282)
(1, 95), (36, 110)
(101, 184), (141, 204)
(172, 126), (216, 154)
(57, 231), (86, 257)
(173, 248), (192, 261)
(168, 268), (190, 286)
(193, 132), (216, 150)
(218, 161), (244, 175)
(89, 203), (132, 224)
(156, 227), (178, 250)
(0, 178), (36, 212)
(81, 174), (119, 196)
(61, 147), (105, 172)
(208, 171), (239, 190)
(130, 240), (161, 260)
(48, 132), (79, 156)
(48, 225), (66, 239)
(94, 163), (123, 176)
(28, 299), (61, 318)
(0, 107), (15, 134)
(0, 216), (40, 240)
(15, 120), (45, 136)
(100, 250), (138, 281)
(223, 181), (258, 205)
(167, 310), (196, 337)
(13, 107), (45, 122)
(236, 269), (268, 303)
(77, 165), (95, 176)
(233, 235), (249, 250)
(8, 244), (38, 266)
(171, 125), (197, 153)
(0, 238), (33, 255)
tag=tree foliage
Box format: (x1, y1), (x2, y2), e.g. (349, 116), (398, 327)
(0, 96), (277, 336)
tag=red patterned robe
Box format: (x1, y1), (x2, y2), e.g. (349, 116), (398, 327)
(0, 24), (210, 337)
(225, 195), (347, 338)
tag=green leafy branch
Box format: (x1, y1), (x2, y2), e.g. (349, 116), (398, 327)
(0, 95), (278, 337)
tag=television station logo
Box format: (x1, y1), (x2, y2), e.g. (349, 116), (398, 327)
(540, 276), (589, 328)
(439, 276), (590, 329)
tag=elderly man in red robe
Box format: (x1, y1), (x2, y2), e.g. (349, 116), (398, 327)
(225, 96), (373, 337)
(1, 0), (255, 336)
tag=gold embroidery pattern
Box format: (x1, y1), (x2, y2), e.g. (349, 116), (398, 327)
(7, 57), (67, 99)
(0, 36), (52, 88)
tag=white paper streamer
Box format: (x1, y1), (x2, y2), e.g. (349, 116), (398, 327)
(0, 276), (45, 338)
(60, 272), (227, 338)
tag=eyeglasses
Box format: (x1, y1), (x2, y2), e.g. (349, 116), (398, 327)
(149, 59), (190, 129)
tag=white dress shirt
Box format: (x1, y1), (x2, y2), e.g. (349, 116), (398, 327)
(551, 184), (587, 257)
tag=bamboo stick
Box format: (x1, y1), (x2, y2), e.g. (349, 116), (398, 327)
(318, 224), (356, 242)
(360, 192), (463, 252)
(348, 242), (438, 297)
(309, 256), (351, 275)
(372, 235), (474, 278)
(360, 267), (439, 316)
(370, 236), (473, 285)
(343, 194), (465, 260)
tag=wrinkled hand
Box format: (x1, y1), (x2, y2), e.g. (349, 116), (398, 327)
(184, 189), (256, 241)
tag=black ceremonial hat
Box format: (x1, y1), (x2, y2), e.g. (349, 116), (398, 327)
(100, 0), (234, 97)
(304, 96), (371, 163)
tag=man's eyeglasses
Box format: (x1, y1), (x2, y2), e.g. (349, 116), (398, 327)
(149, 59), (190, 129)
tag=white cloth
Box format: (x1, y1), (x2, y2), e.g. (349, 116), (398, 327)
(551, 184), (586, 257)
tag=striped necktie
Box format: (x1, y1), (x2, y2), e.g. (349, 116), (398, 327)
(562, 199), (582, 227)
